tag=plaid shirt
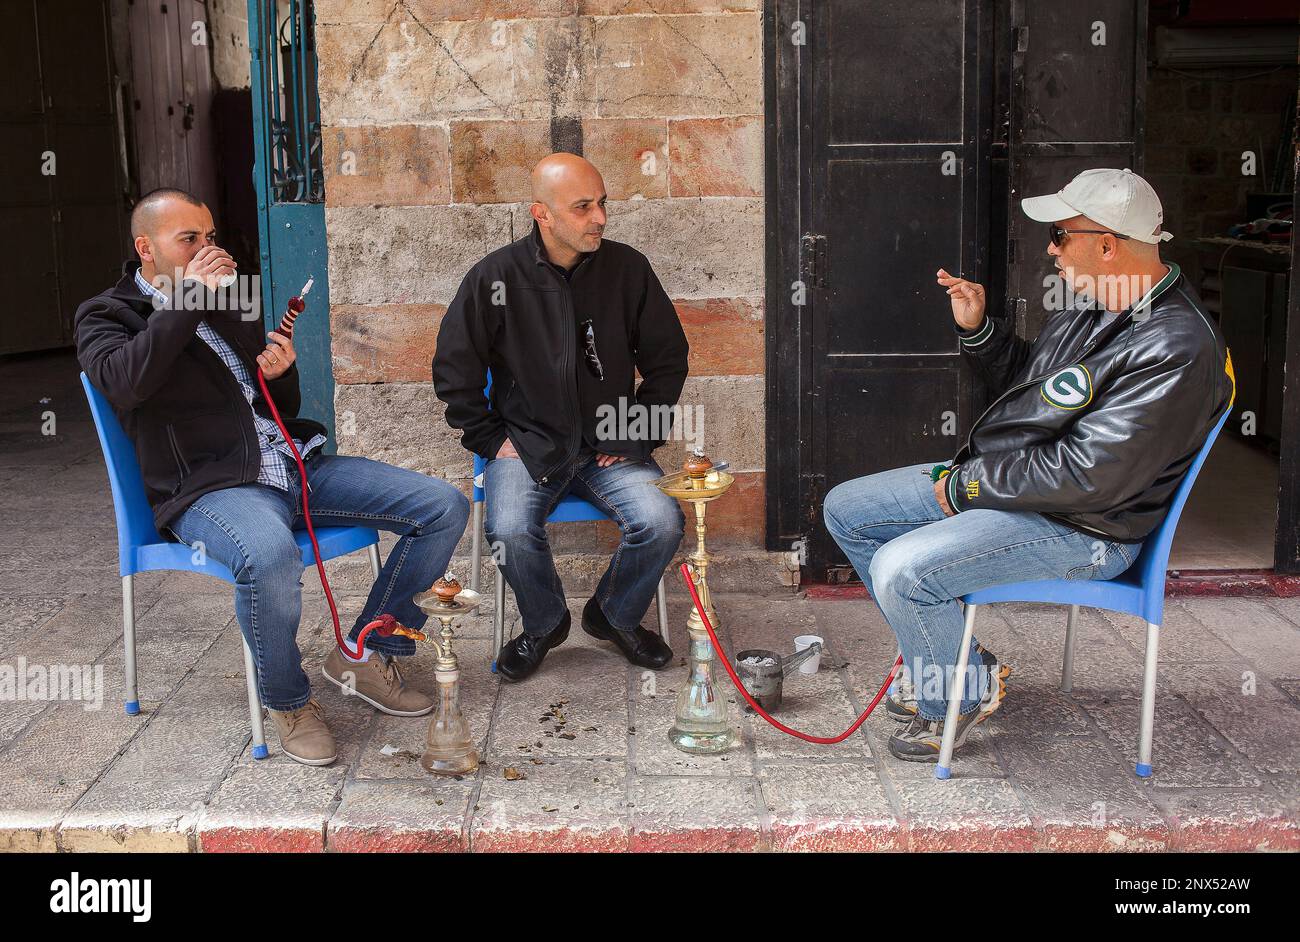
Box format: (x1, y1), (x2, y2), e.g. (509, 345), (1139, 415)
(134, 270), (324, 491)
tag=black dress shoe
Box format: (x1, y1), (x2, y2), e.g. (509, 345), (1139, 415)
(496, 611), (570, 682)
(581, 597), (673, 670)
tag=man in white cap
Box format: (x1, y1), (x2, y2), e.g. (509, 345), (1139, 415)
(823, 168), (1234, 763)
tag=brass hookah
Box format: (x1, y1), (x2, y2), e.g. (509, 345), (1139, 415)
(652, 449), (737, 754)
(412, 572), (483, 776)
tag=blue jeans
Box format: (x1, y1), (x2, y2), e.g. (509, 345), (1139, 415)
(823, 462), (1142, 722)
(484, 449), (685, 637)
(171, 454), (470, 711)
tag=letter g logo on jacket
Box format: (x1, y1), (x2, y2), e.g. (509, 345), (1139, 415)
(1041, 364), (1093, 410)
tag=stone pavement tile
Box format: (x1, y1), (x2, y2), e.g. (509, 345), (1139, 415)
(0, 704), (146, 849)
(1, 690), (51, 744)
(994, 603), (1146, 694)
(162, 669), (250, 721)
(6, 593), (148, 664)
(1277, 678), (1300, 707)
(0, 702), (143, 789)
(1152, 787), (1300, 851)
(748, 668), (872, 762)
(0, 596), (65, 649)
(628, 775), (763, 851)
(329, 779), (472, 852)
(717, 593), (820, 653)
(1157, 662), (1300, 775)
(1084, 696), (1262, 787)
(998, 732), (1170, 851)
(471, 757), (629, 852)
(488, 657), (629, 761)
(1102, 599), (1241, 662)
(630, 668), (752, 777)
(187, 623), (252, 679)
(759, 763), (903, 852)
(96, 628), (215, 703)
(993, 683), (1093, 737)
(895, 778), (1038, 851)
(58, 778), (211, 852)
(137, 592), (238, 633)
(95, 712), (250, 784)
(1182, 597), (1300, 676)
(0, 567), (122, 597)
(198, 763), (345, 852)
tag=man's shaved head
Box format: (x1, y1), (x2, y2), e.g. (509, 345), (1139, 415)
(529, 153), (608, 268)
(131, 187), (205, 240)
(131, 187), (220, 286)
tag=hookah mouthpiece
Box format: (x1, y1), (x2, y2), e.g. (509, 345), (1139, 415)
(275, 276), (315, 337)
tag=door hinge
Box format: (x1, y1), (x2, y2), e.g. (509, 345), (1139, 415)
(1015, 26), (1029, 53)
(801, 233), (828, 290)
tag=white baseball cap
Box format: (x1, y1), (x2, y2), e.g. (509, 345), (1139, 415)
(1021, 168), (1173, 244)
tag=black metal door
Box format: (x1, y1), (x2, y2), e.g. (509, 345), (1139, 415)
(766, 0), (1147, 581)
(1004, 0), (1147, 339)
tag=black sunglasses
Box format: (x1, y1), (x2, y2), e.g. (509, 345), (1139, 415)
(1050, 224), (1132, 248)
(580, 319), (604, 381)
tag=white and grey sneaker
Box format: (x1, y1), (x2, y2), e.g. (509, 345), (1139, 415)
(887, 652), (1010, 762)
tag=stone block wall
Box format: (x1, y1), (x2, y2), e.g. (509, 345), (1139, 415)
(314, 1), (785, 582)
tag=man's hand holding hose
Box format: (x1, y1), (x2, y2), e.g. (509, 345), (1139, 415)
(932, 268), (987, 517)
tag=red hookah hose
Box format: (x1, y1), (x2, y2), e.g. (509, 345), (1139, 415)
(679, 563), (902, 744)
(256, 315), (382, 660)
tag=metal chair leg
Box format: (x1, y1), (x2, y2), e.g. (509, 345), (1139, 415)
(122, 575), (140, 715)
(1061, 604), (1080, 694)
(656, 576), (670, 648)
(242, 636), (269, 760)
(493, 561), (506, 669)
(469, 501), (484, 593)
(1136, 620), (1160, 778)
(367, 542), (382, 581)
(936, 602), (979, 780)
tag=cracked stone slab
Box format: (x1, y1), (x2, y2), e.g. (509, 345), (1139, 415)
(472, 757), (629, 852)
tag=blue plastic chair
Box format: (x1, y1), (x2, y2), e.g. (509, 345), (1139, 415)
(466, 373), (670, 663)
(81, 372), (382, 759)
(935, 407), (1231, 780)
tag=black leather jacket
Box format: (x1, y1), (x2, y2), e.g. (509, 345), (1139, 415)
(944, 263), (1234, 540)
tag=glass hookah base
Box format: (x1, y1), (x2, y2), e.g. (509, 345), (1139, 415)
(420, 747), (479, 776)
(667, 724), (736, 754)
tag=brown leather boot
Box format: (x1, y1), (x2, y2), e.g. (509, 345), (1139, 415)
(322, 648), (434, 717)
(268, 697), (337, 766)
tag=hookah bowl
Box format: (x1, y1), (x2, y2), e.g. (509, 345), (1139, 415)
(653, 450), (737, 755)
(413, 573), (483, 776)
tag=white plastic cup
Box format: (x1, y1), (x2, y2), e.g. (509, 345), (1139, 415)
(793, 635), (824, 674)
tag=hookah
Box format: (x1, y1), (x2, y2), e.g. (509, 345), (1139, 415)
(255, 279), (426, 662)
(652, 449), (739, 754)
(654, 450), (904, 750)
(412, 573), (483, 776)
